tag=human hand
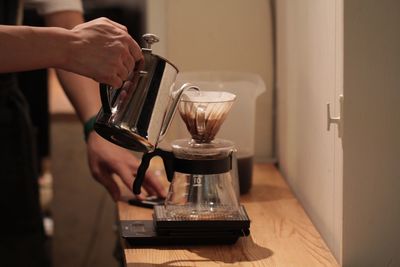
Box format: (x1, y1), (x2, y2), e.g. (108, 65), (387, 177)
(64, 17), (143, 88)
(86, 132), (167, 201)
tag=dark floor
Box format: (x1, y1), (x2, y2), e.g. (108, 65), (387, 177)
(51, 119), (119, 267)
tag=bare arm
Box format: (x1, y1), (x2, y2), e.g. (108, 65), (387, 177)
(0, 16), (142, 88)
(0, 25), (70, 73)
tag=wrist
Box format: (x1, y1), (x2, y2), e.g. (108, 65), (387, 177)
(51, 27), (79, 69)
(84, 115), (97, 142)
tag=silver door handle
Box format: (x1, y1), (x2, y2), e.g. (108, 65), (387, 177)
(327, 95), (344, 138)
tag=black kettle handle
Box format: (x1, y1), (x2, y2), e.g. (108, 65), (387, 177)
(133, 149), (175, 195)
(100, 83), (112, 114)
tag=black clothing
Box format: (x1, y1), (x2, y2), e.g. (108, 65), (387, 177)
(0, 0), (18, 26)
(0, 2), (49, 266)
(18, 8), (50, 173)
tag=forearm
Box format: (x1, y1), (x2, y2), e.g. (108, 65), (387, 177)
(56, 70), (100, 123)
(46, 11), (100, 123)
(0, 25), (70, 73)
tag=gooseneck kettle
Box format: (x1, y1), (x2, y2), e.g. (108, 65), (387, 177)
(94, 33), (198, 153)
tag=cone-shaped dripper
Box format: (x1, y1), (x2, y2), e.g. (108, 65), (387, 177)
(178, 91), (236, 143)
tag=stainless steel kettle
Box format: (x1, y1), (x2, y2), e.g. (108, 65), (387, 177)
(94, 34), (198, 152)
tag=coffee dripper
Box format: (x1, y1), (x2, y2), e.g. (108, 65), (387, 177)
(164, 91), (240, 220)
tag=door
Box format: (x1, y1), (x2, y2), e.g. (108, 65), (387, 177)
(276, 0), (343, 261)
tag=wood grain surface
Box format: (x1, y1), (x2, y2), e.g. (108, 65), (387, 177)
(117, 164), (339, 266)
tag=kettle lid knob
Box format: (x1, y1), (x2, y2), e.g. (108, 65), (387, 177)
(142, 33), (160, 50)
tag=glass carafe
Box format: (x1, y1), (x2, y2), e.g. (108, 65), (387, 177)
(165, 139), (240, 220)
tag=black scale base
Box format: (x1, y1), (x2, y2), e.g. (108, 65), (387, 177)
(121, 205), (250, 246)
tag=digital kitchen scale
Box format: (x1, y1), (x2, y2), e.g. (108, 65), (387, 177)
(121, 205), (250, 246)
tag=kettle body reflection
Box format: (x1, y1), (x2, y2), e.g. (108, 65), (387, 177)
(94, 33), (198, 152)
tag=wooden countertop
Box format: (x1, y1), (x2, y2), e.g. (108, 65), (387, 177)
(117, 164), (339, 266)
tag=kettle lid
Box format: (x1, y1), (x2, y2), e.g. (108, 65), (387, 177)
(142, 33), (159, 51)
(140, 33), (179, 72)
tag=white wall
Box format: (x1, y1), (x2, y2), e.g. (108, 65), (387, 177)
(147, 0), (273, 161)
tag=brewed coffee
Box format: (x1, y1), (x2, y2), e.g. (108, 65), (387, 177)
(179, 91), (236, 143)
(179, 115), (226, 143)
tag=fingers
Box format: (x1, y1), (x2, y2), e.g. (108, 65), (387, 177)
(93, 169), (121, 201)
(142, 182), (158, 197)
(112, 162), (150, 200)
(113, 163), (135, 191)
(143, 171), (167, 198)
(135, 192), (147, 201)
(108, 75), (123, 89)
(107, 54), (132, 88)
(117, 64), (129, 83)
(87, 132), (166, 202)
(123, 54), (134, 76)
(101, 17), (128, 32)
(127, 38), (144, 63)
(109, 39), (139, 88)
(73, 17), (142, 87)
(113, 159), (167, 200)
(134, 57), (145, 72)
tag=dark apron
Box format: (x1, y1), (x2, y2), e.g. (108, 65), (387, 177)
(0, 2), (49, 266)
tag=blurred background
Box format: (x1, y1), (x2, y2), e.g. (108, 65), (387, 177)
(20, 1), (272, 266)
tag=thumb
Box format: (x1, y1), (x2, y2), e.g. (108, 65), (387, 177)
(112, 162), (147, 200)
